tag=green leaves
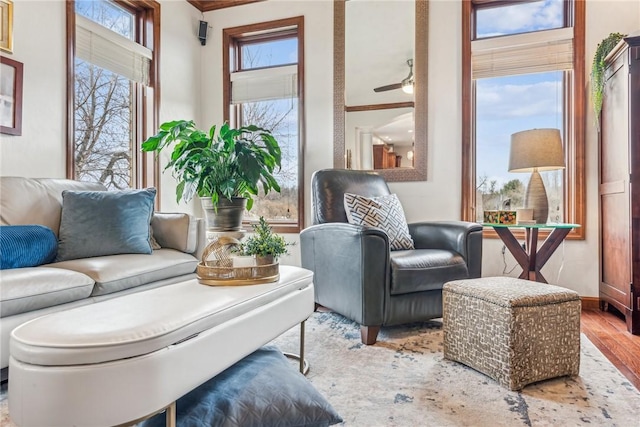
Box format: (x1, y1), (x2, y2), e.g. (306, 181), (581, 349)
(141, 120), (283, 209)
(238, 216), (293, 259)
(591, 33), (626, 128)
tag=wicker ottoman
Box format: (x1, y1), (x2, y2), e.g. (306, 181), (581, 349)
(442, 277), (581, 390)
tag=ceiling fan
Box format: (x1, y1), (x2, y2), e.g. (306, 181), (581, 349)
(373, 59), (414, 94)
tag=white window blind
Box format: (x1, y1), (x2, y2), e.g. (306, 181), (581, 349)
(472, 27), (573, 79)
(231, 64), (298, 104)
(76, 14), (152, 86)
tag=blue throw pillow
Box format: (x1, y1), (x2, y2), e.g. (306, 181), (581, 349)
(0, 225), (57, 269)
(139, 346), (342, 427)
(56, 188), (156, 262)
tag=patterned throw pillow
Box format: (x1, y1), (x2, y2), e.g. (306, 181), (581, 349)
(344, 193), (414, 250)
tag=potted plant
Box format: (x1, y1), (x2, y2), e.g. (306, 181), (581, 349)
(142, 120), (282, 231)
(236, 216), (293, 265)
(591, 32), (626, 128)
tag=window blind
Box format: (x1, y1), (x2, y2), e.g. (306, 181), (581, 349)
(472, 27), (573, 79)
(231, 64), (298, 104)
(76, 14), (152, 86)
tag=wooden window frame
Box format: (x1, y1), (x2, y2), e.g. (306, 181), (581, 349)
(65, 0), (160, 199)
(223, 17), (305, 234)
(461, 0), (586, 241)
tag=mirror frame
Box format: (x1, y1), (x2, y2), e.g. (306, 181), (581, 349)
(333, 0), (428, 182)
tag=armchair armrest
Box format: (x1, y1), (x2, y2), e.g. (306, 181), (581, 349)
(151, 213), (201, 255)
(300, 223), (390, 326)
(408, 221), (483, 278)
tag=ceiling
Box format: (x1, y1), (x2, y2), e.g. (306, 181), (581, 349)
(187, 0), (264, 12)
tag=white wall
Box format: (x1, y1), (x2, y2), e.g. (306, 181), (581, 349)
(156, 0), (204, 214)
(0, 1), (67, 178)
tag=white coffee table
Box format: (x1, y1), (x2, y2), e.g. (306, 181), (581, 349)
(8, 266), (314, 427)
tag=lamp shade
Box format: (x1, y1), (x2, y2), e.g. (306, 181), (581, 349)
(508, 128), (565, 172)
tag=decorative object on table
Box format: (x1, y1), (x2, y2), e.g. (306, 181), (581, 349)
(483, 210), (499, 224)
(196, 236), (282, 287)
(508, 128), (565, 223)
(0, 56), (22, 135)
(516, 208), (534, 224)
(235, 216), (293, 265)
(141, 120), (282, 232)
(0, 0), (13, 53)
(497, 210), (516, 225)
(591, 32), (626, 128)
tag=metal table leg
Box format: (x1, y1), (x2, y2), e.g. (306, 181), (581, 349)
(283, 320), (310, 375)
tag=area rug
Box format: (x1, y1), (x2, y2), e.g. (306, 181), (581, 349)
(270, 312), (640, 426)
(1, 312), (639, 426)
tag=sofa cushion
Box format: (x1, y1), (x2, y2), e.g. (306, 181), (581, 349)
(389, 249), (470, 295)
(151, 213), (198, 253)
(0, 267), (95, 317)
(139, 346), (342, 427)
(344, 193), (414, 250)
(0, 225), (57, 269)
(0, 177), (106, 235)
(49, 249), (198, 296)
(57, 188), (156, 261)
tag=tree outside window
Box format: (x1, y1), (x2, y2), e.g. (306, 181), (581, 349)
(69, 0), (158, 191)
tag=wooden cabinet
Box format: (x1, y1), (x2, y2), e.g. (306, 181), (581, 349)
(599, 34), (640, 334)
(373, 144), (401, 169)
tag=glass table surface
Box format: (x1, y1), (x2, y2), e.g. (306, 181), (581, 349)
(481, 223), (581, 229)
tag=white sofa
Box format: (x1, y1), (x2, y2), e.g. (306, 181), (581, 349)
(0, 177), (206, 375)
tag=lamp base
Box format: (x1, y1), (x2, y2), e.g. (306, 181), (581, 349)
(525, 170), (549, 224)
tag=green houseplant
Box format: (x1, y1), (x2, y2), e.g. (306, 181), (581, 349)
(591, 32), (626, 128)
(142, 120), (282, 231)
(237, 216), (293, 264)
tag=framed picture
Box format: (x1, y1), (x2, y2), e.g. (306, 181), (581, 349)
(0, 56), (22, 135)
(0, 0), (12, 53)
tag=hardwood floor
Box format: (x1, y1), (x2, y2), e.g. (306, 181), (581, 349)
(581, 308), (640, 391)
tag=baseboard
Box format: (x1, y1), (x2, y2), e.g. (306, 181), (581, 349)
(581, 297), (600, 311)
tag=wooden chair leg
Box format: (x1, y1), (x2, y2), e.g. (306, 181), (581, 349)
(360, 325), (381, 345)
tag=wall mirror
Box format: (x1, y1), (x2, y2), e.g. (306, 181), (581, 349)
(334, 0), (428, 182)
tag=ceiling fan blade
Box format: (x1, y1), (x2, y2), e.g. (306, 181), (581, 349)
(373, 82), (402, 93)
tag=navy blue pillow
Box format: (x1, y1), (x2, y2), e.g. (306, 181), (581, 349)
(0, 225), (57, 269)
(140, 346), (342, 427)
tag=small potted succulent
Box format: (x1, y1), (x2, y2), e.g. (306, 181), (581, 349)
(236, 216), (293, 265)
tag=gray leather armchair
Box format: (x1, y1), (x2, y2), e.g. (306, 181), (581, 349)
(300, 169), (483, 344)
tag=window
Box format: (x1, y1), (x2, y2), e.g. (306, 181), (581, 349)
(224, 17), (305, 233)
(462, 0), (585, 238)
(67, 0), (159, 191)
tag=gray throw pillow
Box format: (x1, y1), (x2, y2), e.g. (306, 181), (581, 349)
(56, 188), (156, 261)
(344, 192), (414, 250)
(139, 346), (342, 427)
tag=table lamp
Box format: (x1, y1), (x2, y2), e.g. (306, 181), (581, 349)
(508, 128), (565, 223)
